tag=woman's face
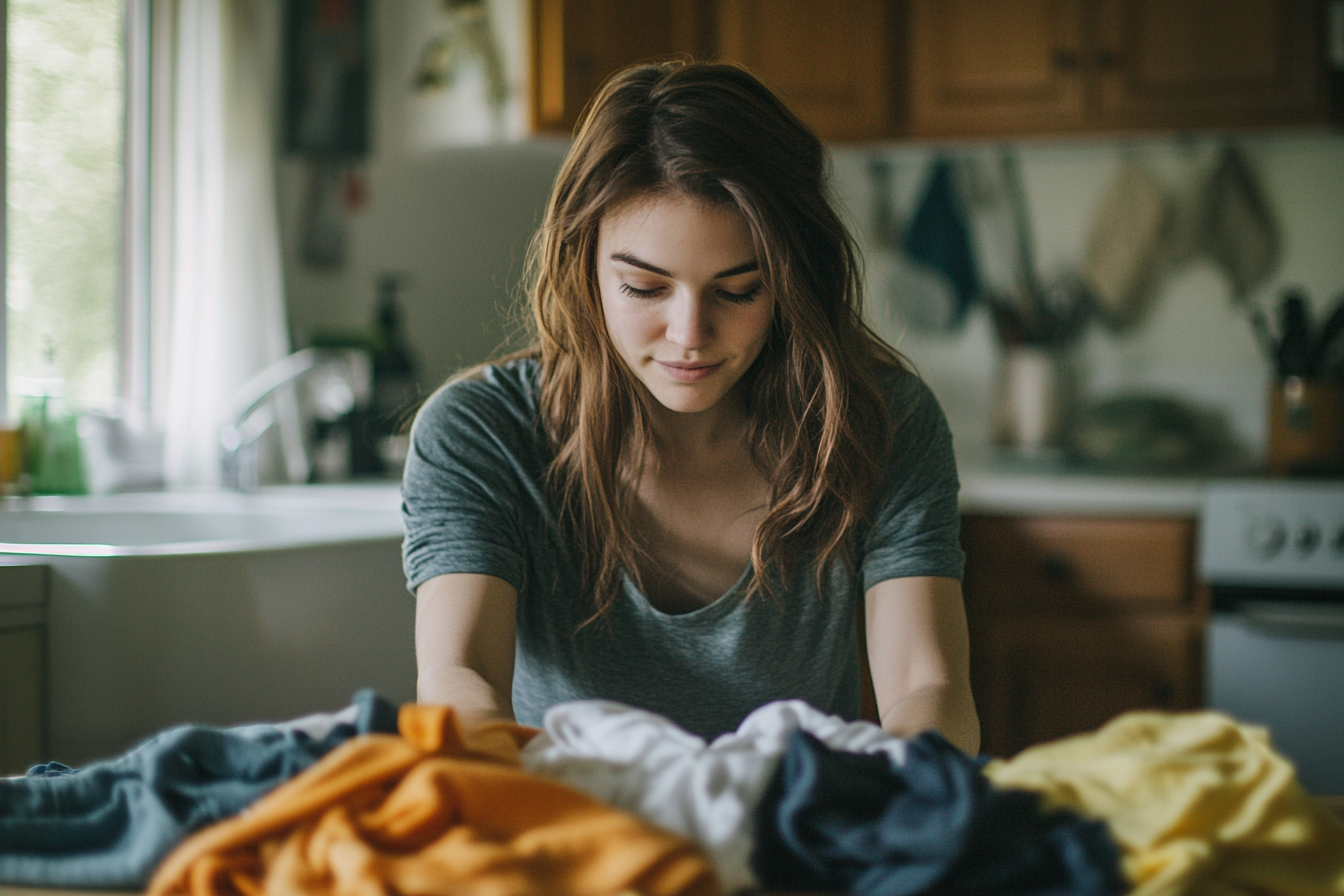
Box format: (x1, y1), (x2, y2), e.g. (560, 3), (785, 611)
(596, 193), (775, 418)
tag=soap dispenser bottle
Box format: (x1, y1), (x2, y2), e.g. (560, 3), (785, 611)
(20, 345), (86, 494)
(371, 272), (418, 423)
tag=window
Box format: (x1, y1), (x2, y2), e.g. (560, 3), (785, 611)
(3, 0), (128, 421)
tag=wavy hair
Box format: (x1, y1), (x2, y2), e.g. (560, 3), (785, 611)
(524, 60), (908, 618)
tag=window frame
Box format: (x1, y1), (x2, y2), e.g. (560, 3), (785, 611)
(1, 0), (151, 423)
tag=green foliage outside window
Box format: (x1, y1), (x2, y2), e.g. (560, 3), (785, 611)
(6, 0), (124, 413)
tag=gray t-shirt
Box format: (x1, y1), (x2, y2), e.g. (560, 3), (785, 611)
(402, 356), (964, 739)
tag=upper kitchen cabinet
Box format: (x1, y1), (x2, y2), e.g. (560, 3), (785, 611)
(908, 0), (1333, 138)
(530, 0), (903, 141)
(530, 0), (716, 133)
(717, 0), (904, 141)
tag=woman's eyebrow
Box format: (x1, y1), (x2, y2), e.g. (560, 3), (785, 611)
(609, 252), (759, 279)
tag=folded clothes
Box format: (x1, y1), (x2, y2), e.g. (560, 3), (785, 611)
(751, 728), (1125, 896)
(520, 698), (909, 893)
(0, 689), (397, 889)
(148, 702), (719, 896)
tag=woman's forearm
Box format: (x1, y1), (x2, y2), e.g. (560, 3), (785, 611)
(416, 660), (515, 722)
(878, 679), (980, 756)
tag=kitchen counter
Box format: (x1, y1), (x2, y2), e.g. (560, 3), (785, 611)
(959, 465), (1207, 517)
(953, 450), (1264, 517)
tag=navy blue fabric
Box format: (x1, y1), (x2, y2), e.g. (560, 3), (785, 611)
(751, 729), (1126, 896)
(904, 156), (981, 325)
(0, 690), (398, 889)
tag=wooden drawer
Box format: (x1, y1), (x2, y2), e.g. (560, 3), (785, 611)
(963, 515), (1195, 609)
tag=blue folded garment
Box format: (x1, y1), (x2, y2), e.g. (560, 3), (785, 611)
(0, 689), (398, 889)
(751, 728), (1126, 896)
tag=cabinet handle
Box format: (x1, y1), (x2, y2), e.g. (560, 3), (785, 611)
(1095, 50), (1121, 70)
(1052, 49), (1081, 71)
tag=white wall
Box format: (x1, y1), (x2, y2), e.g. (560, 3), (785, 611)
(828, 132), (1344, 465)
(279, 1), (1344, 463)
(280, 0), (568, 391)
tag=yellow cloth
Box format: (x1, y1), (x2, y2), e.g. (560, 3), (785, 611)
(984, 711), (1344, 896)
(147, 704), (718, 896)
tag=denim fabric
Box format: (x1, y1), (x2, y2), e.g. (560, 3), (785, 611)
(0, 689), (398, 889)
(751, 729), (1126, 896)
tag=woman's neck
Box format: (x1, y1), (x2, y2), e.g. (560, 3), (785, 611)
(645, 389), (751, 460)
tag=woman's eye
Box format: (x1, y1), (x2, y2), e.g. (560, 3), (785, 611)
(619, 282), (662, 299)
(716, 285), (761, 304)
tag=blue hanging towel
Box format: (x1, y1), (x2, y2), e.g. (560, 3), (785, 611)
(904, 156), (981, 326)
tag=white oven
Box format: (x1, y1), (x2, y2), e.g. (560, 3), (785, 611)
(1200, 481), (1344, 795)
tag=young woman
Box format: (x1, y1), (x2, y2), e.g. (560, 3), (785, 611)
(402, 61), (979, 753)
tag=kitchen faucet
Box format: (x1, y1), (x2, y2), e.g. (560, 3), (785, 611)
(219, 348), (371, 491)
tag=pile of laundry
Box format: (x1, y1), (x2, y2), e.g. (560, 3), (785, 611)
(2, 693), (1342, 896)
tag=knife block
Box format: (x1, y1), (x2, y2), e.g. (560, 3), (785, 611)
(1267, 377), (1344, 475)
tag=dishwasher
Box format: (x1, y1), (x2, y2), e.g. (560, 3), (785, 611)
(1200, 481), (1344, 795)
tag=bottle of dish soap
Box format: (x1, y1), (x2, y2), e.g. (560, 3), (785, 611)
(347, 273), (419, 476)
(20, 344), (86, 494)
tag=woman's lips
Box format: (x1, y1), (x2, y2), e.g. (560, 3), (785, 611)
(656, 360), (724, 382)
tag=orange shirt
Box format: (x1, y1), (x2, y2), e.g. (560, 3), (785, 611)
(148, 704), (718, 896)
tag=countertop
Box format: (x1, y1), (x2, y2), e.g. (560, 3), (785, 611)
(955, 452), (1261, 517)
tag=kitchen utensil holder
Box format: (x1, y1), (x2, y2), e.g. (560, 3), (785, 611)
(993, 346), (1078, 457)
(1267, 377), (1344, 475)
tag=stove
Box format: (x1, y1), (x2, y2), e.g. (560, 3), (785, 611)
(1199, 480), (1344, 795)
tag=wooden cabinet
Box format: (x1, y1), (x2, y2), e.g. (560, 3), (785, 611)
(718, 0), (903, 141)
(909, 0), (1331, 137)
(1, 565), (48, 775)
(530, 0), (903, 140)
(532, 1), (1333, 142)
(961, 515), (1207, 757)
(531, 0), (716, 134)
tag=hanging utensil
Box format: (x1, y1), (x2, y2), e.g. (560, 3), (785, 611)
(1202, 143), (1280, 303)
(865, 156), (956, 334)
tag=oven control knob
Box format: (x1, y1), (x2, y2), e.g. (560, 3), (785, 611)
(1246, 515), (1287, 559)
(1295, 521), (1322, 555)
(1333, 524), (1344, 557)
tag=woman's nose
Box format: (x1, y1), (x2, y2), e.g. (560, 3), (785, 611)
(665, 293), (710, 349)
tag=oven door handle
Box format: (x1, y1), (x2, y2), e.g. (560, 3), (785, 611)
(1237, 601), (1344, 638)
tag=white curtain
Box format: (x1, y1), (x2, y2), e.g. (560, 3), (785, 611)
(152, 0), (294, 488)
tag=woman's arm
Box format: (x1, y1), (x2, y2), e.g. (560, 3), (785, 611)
(415, 572), (518, 721)
(865, 575), (980, 755)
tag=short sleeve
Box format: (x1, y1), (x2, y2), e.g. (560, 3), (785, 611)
(861, 370), (965, 589)
(400, 362), (546, 594)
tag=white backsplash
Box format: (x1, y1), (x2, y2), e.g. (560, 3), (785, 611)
(828, 132), (1344, 465)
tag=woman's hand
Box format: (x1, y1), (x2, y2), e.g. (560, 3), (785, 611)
(415, 573), (519, 723)
(865, 576), (980, 755)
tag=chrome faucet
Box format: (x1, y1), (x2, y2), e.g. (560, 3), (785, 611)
(220, 348), (372, 491)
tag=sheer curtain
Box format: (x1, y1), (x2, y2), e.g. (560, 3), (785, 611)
(152, 0), (294, 488)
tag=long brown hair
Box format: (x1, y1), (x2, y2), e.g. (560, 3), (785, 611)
(525, 60), (907, 616)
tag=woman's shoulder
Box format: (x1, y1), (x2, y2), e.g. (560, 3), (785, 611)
(871, 361), (943, 429)
(414, 354), (543, 437)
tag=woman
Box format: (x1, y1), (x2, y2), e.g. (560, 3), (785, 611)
(402, 61), (979, 753)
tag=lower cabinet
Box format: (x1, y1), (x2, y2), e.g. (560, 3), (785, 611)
(1, 565), (48, 775)
(961, 515), (1206, 758)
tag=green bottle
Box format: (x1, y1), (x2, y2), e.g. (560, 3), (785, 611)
(20, 348), (85, 495)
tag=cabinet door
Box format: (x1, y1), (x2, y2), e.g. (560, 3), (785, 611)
(976, 613), (1203, 757)
(532, 0), (714, 133)
(1, 627), (46, 775)
(718, 0), (903, 141)
(1094, 0), (1328, 129)
(908, 0), (1088, 137)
